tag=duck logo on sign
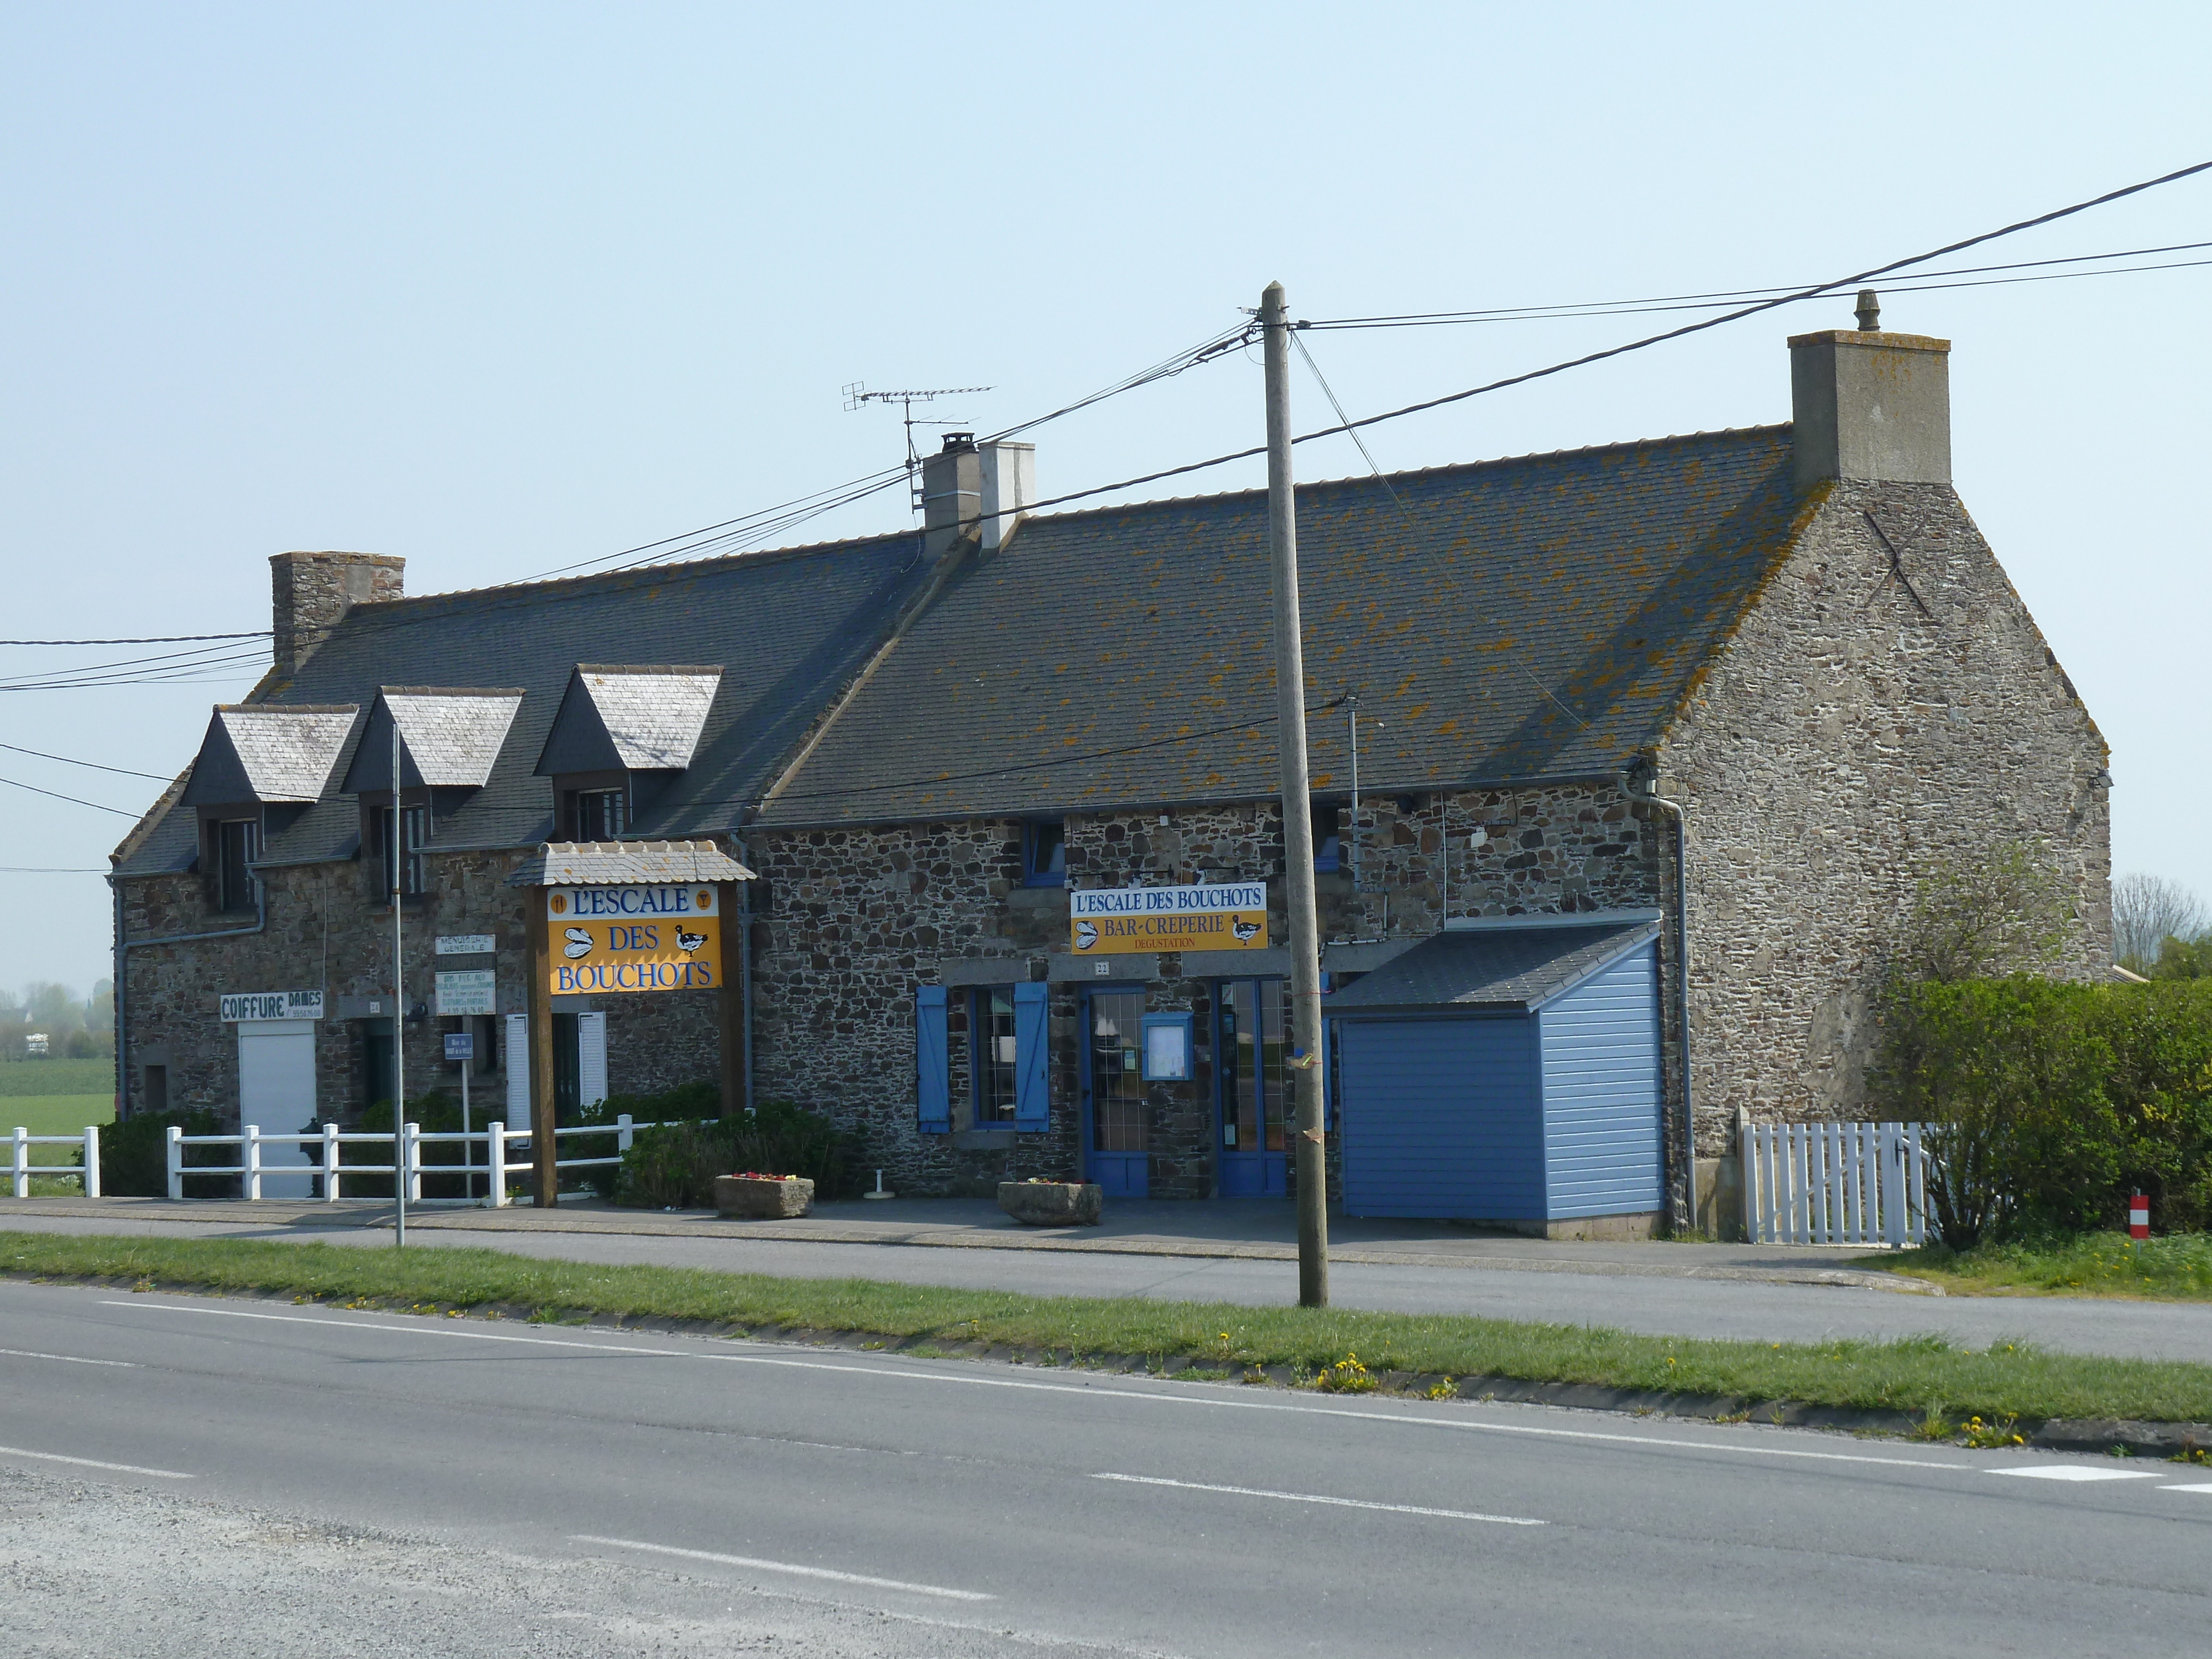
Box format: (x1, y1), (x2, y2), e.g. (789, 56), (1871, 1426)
(545, 886), (721, 993)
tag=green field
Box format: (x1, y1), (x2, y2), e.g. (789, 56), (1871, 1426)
(3, 1093), (112, 1178)
(0, 1058), (114, 1098)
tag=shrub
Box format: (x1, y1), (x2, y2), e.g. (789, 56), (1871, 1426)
(1870, 977), (2212, 1243)
(101, 1108), (230, 1198)
(611, 1097), (855, 1208)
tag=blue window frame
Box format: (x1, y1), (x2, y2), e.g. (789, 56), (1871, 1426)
(1022, 819), (1067, 887)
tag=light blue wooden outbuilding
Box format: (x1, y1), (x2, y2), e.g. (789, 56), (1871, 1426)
(1328, 917), (1665, 1234)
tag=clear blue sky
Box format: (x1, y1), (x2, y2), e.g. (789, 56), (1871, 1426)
(3, 2), (2206, 993)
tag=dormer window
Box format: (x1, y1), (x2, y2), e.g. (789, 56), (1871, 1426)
(181, 702), (359, 914)
(370, 800), (429, 898)
(535, 664), (722, 844)
(338, 687), (525, 900)
(566, 786), (628, 842)
(212, 816), (260, 913)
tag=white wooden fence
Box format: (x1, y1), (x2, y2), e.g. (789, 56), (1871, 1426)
(1741, 1119), (1932, 1246)
(8, 1125), (100, 1198)
(161, 1115), (687, 1204)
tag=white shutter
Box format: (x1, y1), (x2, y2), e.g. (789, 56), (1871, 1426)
(577, 1011), (609, 1111)
(504, 1013), (530, 1131)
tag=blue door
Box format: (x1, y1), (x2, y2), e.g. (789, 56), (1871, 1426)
(1217, 978), (1288, 1197)
(1337, 1015), (1546, 1219)
(1082, 988), (1149, 1197)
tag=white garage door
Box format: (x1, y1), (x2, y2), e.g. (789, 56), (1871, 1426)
(237, 1019), (318, 1199)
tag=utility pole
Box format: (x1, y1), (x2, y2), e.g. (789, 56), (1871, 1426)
(390, 717), (407, 1249)
(1262, 280), (1329, 1309)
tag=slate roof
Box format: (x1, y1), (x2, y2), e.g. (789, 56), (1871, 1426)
(757, 427), (1803, 826)
(535, 665), (723, 774)
(508, 839), (754, 888)
(1326, 920), (1660, 1013)
(179, 706), (360, 806)
(118, 424), (1810, 876)
(340, 688), (525, 792)
(117, 534), (933, 875)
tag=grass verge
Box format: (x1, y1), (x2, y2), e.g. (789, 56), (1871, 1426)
(6, 1229), (2212, 1427)
(1866, 1232), (2212, 1301)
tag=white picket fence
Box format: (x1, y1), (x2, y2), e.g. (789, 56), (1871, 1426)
(1742, 1119), (1932, 1246)
(8, 1125), (101, 1198)
(156, 1114), (685, 1205)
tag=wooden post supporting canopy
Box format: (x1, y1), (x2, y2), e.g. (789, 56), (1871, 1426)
(527, 886), (558, 1207)
(716, 879), (745, 1120)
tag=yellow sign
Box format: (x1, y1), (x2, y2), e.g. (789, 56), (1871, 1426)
(1069, 882), (1270, 954)
(545, 885), (722, 993)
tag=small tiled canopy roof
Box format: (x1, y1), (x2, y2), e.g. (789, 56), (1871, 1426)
(536, 665), (724, 775)
(1327, 919), (1659, 1013)
(181, 705), (360, 806)
(507, 839), (755, 888)
(341, 687), (526, 792)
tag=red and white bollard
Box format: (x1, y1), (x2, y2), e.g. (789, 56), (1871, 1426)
(2130, 1193), (2151, 1241)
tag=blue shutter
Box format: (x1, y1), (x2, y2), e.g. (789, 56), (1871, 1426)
(916, 986), (950, 1133)
(1013, 981), (1050, 1131)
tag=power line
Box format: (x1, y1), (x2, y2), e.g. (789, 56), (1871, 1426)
(0, 741), (171, 781)
(0, 631), (269, 646)
(0, 867), (108, 873)
(1301, 253), (2212, 330)
(0, 773), (138, 816)
(1299, 236), (2212, 327)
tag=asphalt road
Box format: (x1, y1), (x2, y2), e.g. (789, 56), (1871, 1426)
(9, 1211), (2212, 1361)
(2, 1279), (2208, 1657)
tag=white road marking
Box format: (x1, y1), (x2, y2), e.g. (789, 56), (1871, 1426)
(2158, 1483), (2212, 1493)
(103, 1298), (1978, 1472)
(571, 1534), (994, 1601)
(0, 1443), (193, 1479)
(0, 1347), (137, 1367)
(1094, 1471), (1543, 1526)
(1986, 1465), (2168, 1482)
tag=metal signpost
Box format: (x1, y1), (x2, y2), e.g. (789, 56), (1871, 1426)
(444, 1030), (475, 1198)
(390, 717), (406, 1249)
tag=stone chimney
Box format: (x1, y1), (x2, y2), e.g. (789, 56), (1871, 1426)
(270, 551), (405, 679)
(1788, 299), (1952, 495)
(920, 433), (982, 561)
(979, 440), (1036, 550)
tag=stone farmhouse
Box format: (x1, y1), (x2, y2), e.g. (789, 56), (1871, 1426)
(111, 316), (2111, 1233)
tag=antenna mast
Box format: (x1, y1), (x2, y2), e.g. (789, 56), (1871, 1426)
(843, 383), (992, 512)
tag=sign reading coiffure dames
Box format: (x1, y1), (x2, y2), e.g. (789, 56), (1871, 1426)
(545, 885), (721, 993)
(1069, 883), (1269, 954)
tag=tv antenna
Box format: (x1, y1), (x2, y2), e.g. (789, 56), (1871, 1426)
(843, 382), (992, 510)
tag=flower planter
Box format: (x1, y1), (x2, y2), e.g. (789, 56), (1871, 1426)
(998, 1180), (1103, 1227)
(714, 1174), (815, 1219)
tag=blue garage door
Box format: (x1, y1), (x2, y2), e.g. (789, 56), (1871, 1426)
(1338, 1015), (1546, 1220)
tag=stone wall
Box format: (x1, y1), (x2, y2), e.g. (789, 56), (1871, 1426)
(118, 842), (720, 1130)
(749, 786), (1665, 1199)
(1661, 479), (2111, 1154)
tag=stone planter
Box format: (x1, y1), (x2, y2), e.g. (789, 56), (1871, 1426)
(998, 1180), (1103, 1227)
(714, 1175), (815, 1219)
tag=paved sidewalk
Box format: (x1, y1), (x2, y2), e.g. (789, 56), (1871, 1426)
(0, 1193), (1904, 1288)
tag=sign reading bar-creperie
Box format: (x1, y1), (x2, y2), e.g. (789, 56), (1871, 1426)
(544, 885), (721, 993)
(1069, 883), (1269, 954)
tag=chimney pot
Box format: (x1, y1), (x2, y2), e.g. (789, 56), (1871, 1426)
(1854, 289), (1881, 331)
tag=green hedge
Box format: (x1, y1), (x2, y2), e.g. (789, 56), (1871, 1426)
(591, 1089), (856, 1208)
(1871, 977), (2212, 1243)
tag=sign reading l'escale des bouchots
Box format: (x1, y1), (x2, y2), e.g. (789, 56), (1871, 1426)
(544, 885), (722, 993)
(1069, 883), (1269, 954)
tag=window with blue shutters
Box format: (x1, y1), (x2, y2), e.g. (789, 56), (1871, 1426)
(1014, 982), (1050, 1130)
(916, 985), (950, 1133)
(973, 987), (1018, 1124)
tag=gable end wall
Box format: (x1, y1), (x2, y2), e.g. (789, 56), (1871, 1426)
(1659, 479), (2110, 1150)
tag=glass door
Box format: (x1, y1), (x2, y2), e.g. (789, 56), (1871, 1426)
(1217, 979), (1288, 1197)
(1082, 989), (1149, 1198)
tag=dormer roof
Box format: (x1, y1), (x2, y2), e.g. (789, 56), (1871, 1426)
(535, 665), (723, 775)
(340, 687), (525, 794)
(180, 705), (359, 807)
